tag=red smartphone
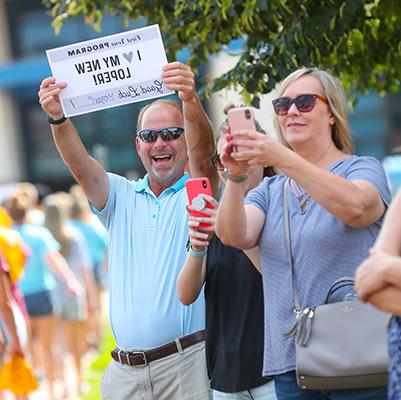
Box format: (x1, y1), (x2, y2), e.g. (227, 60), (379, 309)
(227, 106), (256, 152)
(185, 177), (213, 227)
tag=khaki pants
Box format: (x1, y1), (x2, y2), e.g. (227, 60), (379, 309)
(100, 341), (210, 400)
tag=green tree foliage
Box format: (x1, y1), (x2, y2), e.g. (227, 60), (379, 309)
(43, 0), (401, 106)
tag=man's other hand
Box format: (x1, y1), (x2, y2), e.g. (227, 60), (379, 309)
(38, 77), (67, 120)
(162, 62), (196, 103)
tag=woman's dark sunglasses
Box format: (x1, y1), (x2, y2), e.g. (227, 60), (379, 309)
(137, 127), (184, 143)
(272, 94), (329, 116)
(211, 153), (224, 171)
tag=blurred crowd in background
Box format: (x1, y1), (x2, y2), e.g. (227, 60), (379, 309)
(0, 182), (108, 400)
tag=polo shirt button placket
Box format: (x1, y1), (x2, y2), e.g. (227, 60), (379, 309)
(150, 201), (158, 228)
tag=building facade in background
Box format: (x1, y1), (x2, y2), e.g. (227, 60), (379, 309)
(0, 0), (148, 191)
(0, 0), (400, 192)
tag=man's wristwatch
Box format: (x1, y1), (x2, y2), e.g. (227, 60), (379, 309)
(48, 114), (67, 125)
(223, 168), (249, 183)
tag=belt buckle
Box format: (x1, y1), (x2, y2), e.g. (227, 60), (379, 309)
(131, 351), (147, 367)
(117, 349), (132, 366)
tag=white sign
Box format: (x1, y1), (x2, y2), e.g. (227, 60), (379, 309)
(46, 24), (174, 117)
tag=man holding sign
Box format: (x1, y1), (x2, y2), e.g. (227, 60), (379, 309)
(45, 25), (178, 116)
(38, 59), (218, 399)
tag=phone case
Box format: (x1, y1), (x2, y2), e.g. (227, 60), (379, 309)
(185, 177), (213, 227)
(227, 107), (256, 152)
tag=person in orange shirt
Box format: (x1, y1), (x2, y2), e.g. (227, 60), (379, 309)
(0, 249), (27, 400)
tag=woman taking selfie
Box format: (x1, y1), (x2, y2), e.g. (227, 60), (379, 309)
(177, 107), (276, 399)
(215, 68), (390, 399)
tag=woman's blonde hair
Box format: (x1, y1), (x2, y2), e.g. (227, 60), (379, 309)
(274, 67), (353, 154)
(4, 194), (29, 224)
(16, 182), (39, 208)
(69, 184), (91, 221)
(43, 193), (73, 258)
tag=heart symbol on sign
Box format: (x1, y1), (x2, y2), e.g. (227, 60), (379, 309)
(123, 52), (133, 63)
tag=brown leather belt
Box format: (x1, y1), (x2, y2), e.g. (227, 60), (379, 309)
(111, 330), (205, 367)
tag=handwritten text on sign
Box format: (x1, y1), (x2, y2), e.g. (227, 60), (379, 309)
(46, 25), (173, 117)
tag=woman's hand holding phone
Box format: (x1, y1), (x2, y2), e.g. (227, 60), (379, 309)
(221, 128), (250, 177)
(221, 106), (258, 177)
(230, 128), (289, 168)
(226, 106), (288, 169)
(186, 193), (219, 250)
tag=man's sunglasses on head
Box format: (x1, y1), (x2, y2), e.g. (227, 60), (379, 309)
(138, 127), (185, 143)
(272, 93), (329, 116)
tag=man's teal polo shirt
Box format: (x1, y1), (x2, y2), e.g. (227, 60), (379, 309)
(91, 172), (205, 350)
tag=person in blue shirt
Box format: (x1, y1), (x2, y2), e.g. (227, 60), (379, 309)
(215, 67), (390, 399)
(43, 193), (95, 398)
(5, 193), (81, 400)
(38, 61), (218, 400)
(69, 185), (108, 349)
(177, 106), (277, 400)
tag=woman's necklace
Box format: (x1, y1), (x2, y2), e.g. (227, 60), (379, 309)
(290, 179), (311, 214)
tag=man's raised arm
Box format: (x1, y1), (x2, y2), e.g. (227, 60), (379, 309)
(38, 77), (109, 210)
(162, 63), (218, 196)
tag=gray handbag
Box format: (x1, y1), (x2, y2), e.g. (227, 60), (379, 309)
(283, 178), (390, 390)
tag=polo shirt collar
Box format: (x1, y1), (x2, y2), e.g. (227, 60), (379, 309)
(135, 173), (189, 194)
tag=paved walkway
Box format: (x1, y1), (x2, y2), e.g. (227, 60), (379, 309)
(31, 351), (95, 400)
